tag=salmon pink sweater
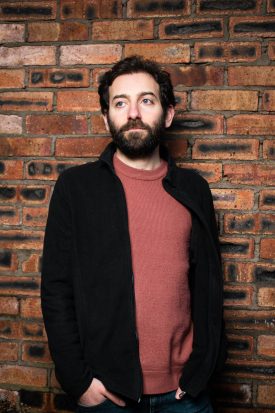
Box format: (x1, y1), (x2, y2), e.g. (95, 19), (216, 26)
(114, 153), (193, 394)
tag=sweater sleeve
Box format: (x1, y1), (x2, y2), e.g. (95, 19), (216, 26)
(41, 174), (94, 401)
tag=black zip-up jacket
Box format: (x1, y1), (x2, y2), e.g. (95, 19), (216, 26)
(41, 142), (226, 403)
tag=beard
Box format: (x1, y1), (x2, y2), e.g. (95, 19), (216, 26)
(107, 113), (166, 158)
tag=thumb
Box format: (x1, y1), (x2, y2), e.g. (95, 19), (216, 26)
(175, 387), (186, 400)
(104, 389), (126, 407)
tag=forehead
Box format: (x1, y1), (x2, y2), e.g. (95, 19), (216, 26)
(109, 72), (160, 98)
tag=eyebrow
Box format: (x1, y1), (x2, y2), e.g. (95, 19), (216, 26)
(112, 92), (158, 101)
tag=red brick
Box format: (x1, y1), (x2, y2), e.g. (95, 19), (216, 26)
(18, 185), (51, 204)
(267, 0), (275, 12)
(60, 0), (123, 19)
(26, 114), (88, 135)
(178, 162), (222, 183)
(0, 2), (56, 20)
(0, 115), (22, 134)
(0, 160), (23, 180)
(224, 164), (275, 186)
(0, 320), (21, 340)
(29, 68), (90, 88)
(259, 190), (275, 211)
(0, 389), (19, 412)
(0, 185), (17, 203)
(0, 250), (18, 272)
(224, 285), (254, 307)
(0, 69), (24, 89)
(258, 336), (275, 357)
(127, 0), (191, 17)
(254, 263), (275, 283)
(227, 115), (275, 135)
(223, 262), (254, 283)
(268, 41), (275, 59)
(212, 189), (254, 210)
(91, 114), (107, 134)
(225, 309), (275, 331)
(57, 91), (99, 112)
(55, 137), (110, 157)
(25, 160), (84, 180)
(0, 24), (24, 42)
(258, 385), (275, 405)
(174, 92), (187, 110)
(125, 43), (190, 63)
(0, 342), (18, 362)
(260, 239), (275, 259)
(0, 231), (43, 250)
(0, 207), (20, 225)
(60, 44), (122, 65)
(163, 139), (188, 159)
(171, 114), (223, 134)
(0, 365), (47, 387)
(193, 139), (259, 160)
(0, 296), (19, 315)
(262, 91), (275, 111)
(0, 138), (52, 157)
(226, 334), (254, 357)
(194, 41), (261, 63)
(22, 342), (51, 363)
(228, 66), (275, 86)
(159, 18), (223, 39)
(224, 359), (275, 379)
(220, 237), (254, 258)
(91, 67), (109, 87)
(92, 19), (154, 40)
(258, 287), (275, 307)
(0, 320), (46, 340)
(191, 90), (258, 111)
(21, 297), (42, 319)
(0, 276), (40, 296)
(0, 92), (53, 111)
(23, 207), (48, 227)
(22, 253), (41, 273)
(28, 22), (88, 42)
(0, 46), (56, 66)
(197, 0), (262, 14)
(230, 16), (275, 38)
(224, 213), (275, 235)
(167, 65), (224, 87)
(212, 383), (252, 406)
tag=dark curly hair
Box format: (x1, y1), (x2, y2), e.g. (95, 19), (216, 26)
(98, 55), (176, 115)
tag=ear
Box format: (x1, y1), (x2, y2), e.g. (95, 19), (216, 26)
(102, 113), (110, 132)
(164, 105), (175, 128)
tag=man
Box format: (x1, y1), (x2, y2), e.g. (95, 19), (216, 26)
(41, 56), (226, 413)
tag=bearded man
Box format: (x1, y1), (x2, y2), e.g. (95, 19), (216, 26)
(41, 56), (226, 413)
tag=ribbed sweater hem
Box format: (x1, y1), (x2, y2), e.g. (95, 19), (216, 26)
(142, 366), (183, 394)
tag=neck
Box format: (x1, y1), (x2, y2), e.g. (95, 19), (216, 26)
(115, 146), (162, 170)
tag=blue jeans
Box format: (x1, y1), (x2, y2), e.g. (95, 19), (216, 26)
(76, 390), (213, 413)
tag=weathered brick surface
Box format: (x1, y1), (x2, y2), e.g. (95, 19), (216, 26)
(230, 17), (275, 38)
(0, 46), (56, 66)
(0, 24), (24, 42)
(262, 91), (275, 112)
(55, 137), (110, 157)
(257, 336), (275, 357)
(0, 92), (53, 111)
(0, 296), (19, 315)
(60, 44), (122, 65)
(224, 164), (275, 186)
(220, 237), (254, 258)
(159, 17), (224, 39)
(60, 0), (123, 19)
(192, 90), (258, 111)
(170, 114), (223, 134)
(211, 189), (254, 210)
(259, 190), (275, 210)
(0, 342), (18, 362)
(127, 0), (191, 17)
(0, 207), (20, 225)
(179, 162), (222, 183)
(25, 160), (84, 180)
(268, 41), (275, 59)
(197, 0), (262, 14)
(192, 139), (259, 160)
(167, 65), (224, 86)
(0, 2), (56, 20)
(29, 68), (90, 88)
(22, 342), (51, 363)
(258, 385), (275, 405)
(228, 66), (275, 86)
(0, 115), (22, 134)
(125, 43), (190, 63)
(224, 213), (275, 235)
(227, 115), (275, 135)
(0, 160), (23, 180)
(22, 253), (41, 273)
(26, 114), (88, 135)
(224, 285), (254, 306)
(0, 365), (47, 387)
(0, 138), (52, 157)
(56, 90), (99, 111)
(21, 297), (43, 319)
(28, 22), (88, 42)
(260, 239), (275, 259)
(22, 207), (48, 227)
(194, 41), (260, 62)
(0, 69), (24, 89)
(92, 19), (154, 41)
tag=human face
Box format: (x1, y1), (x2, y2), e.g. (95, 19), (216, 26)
(103, 72), (174, 158)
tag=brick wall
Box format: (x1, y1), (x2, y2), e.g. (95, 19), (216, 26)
(0, 1), (274, 412)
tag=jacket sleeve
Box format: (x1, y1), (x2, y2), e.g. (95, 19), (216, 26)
(41, 173), (94, 401)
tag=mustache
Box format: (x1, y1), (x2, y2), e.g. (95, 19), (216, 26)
(119, 120), (151, 132)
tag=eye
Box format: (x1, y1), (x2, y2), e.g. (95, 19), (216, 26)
(115, 101), (126, 108)
(142, 98), (153, 105)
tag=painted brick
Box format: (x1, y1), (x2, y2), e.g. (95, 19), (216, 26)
(228, 67), (275, 86)
(163, 139), (188, 159)
(0, 2), (56, 20)
(211, 189), (254, 210)
(60, 44), (122, 65)
(211, 382), (252, 405)
(224, 309), (275, 331)
(224, 359), (275, 379)
(262, 91), (275, 111)
(0, 92), (53, 112)
(191, 90), (258, 111)
(220, 237), (254, 258)
(258, 385), (275, 405)
(227, 115), (275, 135)
(193, 139), (259, 160)
(178, 162), (222, 183)
(224, 285), (253, 306)
(254, 263), (275, 283)
(92, 19), (154, 41)
(26, 114), (88, 135)
(26, 160), (84, 180)
(22, 253), (41, 273)
(29, 68), (90, 88)
(224, 164), (275, 186)
(268, 41), (275, 59)
(56, 91), (99, 111)
(258, 287), (275, 307)
(28, 22), (88, 42)
(0, 137), (52, 157)
(194, 41), (260, 63)
(0, 160), (23, 180)
(258, 336), (275, 357)
(21, 297), (42, 319)
(0, 207), (20, 225)
(0, 296), (19, 315)
(259, 190), (275, 211)
(230, 16), (275, 38)
(0, 114), (22, 134)
(0, 342), (18, 362)
(224, 262), (254, 282)
(22, 342), (51, 363)
(0, 24), (24, 42)
(0, 231), (43, 250)
(0, 69), (24, 89)
(0, 365), (47, 387)
(226, 334), (254, 356)
(167, 65), (224, 87)
(0, 276), (40, 295)
(0, 250), (18, 272)
(127, 0), (191, 17)
(224, 213), (275, 235)
(23, 207), (48, 227)
(19, 185), (51, 204)
(60, 0), (123, 19)
(125, 43), (190, 63)
(0, 46), (56, 66)
(55, 137), (110, 157)
(159, 17), (223, 39)
(260, 239), (275, 259)
(170, 114), (223, 134)
(197, 0), (261, 14)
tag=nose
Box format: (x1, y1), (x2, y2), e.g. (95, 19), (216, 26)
(128, 101), (141, 120)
